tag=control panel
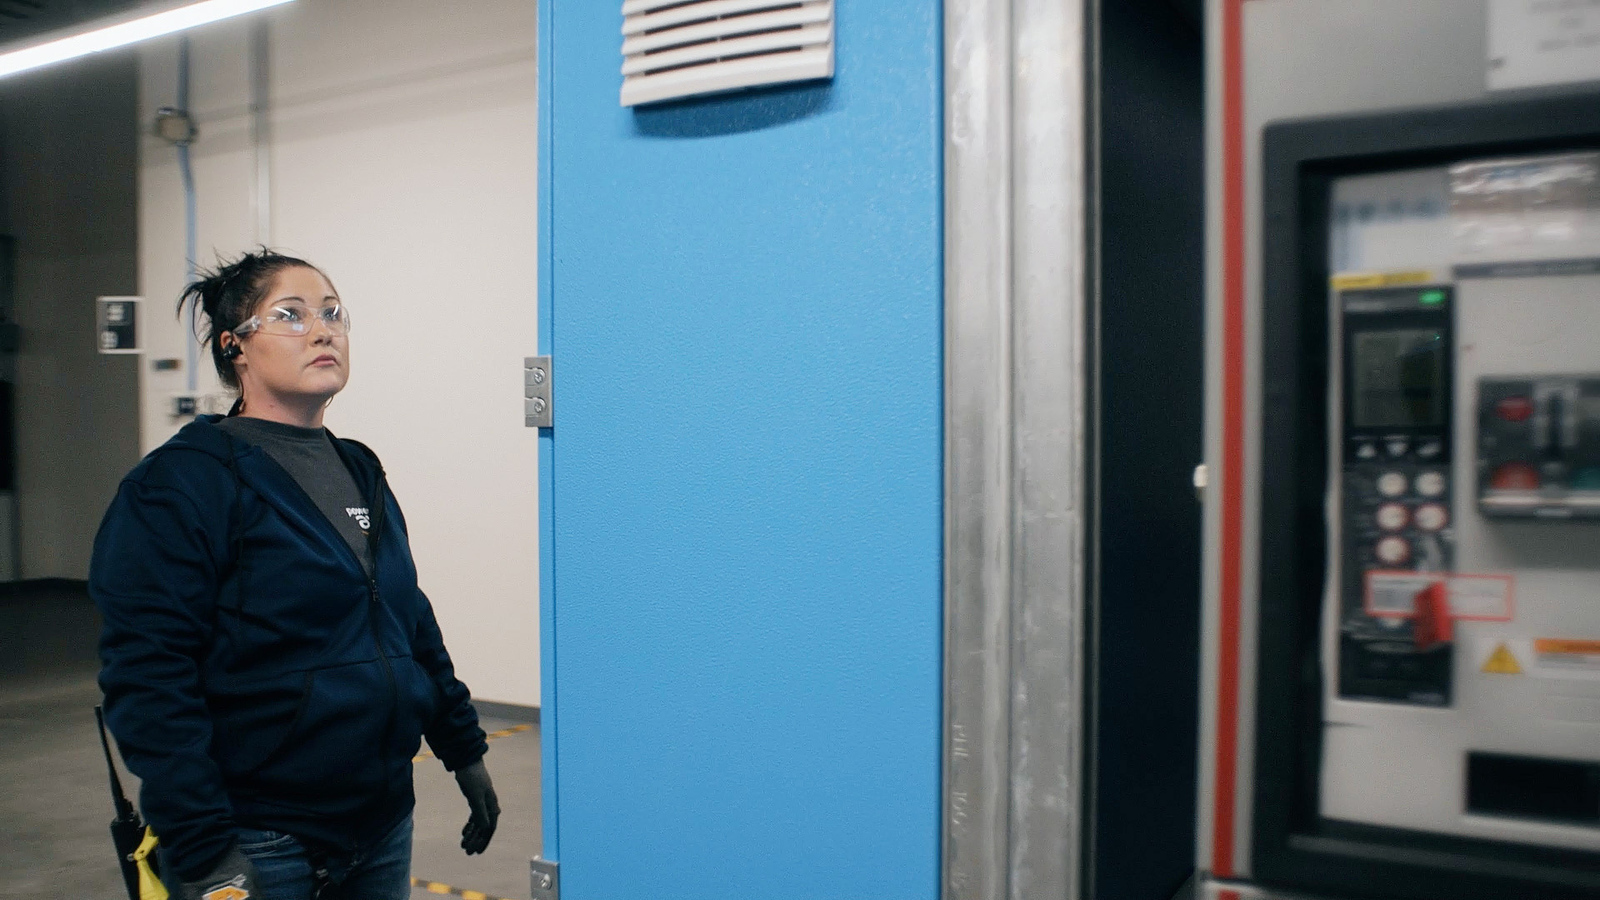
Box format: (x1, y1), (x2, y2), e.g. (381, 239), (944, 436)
(1478, 376), (1600, 518)
(1336, 286), (1455, 705)
(1304, 135), (1600, 866)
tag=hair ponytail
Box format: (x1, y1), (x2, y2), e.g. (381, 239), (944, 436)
(176, 249), (324, 391)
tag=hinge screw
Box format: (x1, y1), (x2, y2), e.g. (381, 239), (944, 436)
(530, 397), (547, 415)
(530, 367), (546, 385)
(538, 874), (553, 889)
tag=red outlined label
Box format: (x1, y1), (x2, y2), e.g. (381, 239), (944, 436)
(1363, 571), (1515, 621)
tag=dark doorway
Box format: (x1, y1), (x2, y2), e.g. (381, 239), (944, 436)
(1088, 1), (1205, 898)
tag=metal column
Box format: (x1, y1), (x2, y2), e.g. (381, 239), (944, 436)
(944, 1), (1093, 897)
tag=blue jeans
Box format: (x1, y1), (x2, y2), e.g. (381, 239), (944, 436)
(168, 814), (413, 900)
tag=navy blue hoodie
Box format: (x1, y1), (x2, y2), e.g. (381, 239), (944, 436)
(91, 415), (487, 879)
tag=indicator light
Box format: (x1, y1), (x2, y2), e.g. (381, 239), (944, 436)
(1490, 462), (1540, 491)
(1496, 396), (1533, 422)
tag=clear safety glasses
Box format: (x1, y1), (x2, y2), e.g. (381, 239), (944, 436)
(233, 302), (352, 338)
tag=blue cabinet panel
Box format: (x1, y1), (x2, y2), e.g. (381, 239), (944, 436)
(541, 4), (942, 897)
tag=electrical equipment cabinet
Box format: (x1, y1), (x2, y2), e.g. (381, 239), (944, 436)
(1199, 91), (1600, 900)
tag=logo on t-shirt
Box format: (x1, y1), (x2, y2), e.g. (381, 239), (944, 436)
(346, 507), (371, 532)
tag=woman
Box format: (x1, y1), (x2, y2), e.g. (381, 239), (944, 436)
(92, 250), (499, 900)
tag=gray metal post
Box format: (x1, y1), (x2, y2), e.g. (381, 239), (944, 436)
(943, 0), (1092, 898)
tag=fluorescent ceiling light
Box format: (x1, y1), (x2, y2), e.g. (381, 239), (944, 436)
(0, 0), (295, 80)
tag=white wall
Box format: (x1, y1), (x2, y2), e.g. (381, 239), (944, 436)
(0, 53), (142, 581)
(138, 0), (539, 706)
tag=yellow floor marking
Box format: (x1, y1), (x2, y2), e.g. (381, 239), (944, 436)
(410, 878), (512, 900)
(414, 723), (534, 762)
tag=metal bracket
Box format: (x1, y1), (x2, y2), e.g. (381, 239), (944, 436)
(530, 857), (559, 900)
(524, 356), (552, 428)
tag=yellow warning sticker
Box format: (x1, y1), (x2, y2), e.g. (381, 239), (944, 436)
(1331, 270), (1438, 290)
(1482, 642), (1524, 675)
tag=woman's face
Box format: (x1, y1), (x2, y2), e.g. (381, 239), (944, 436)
(234, 266), (350, 406)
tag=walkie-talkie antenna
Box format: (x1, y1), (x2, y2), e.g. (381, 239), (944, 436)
(94, 706), (137, 822)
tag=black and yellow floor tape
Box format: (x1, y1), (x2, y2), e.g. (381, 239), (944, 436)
(413, 723), (533, 763)
(411, 876), (515, 900)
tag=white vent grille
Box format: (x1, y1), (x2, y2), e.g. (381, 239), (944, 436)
(620, 0), (834, 107)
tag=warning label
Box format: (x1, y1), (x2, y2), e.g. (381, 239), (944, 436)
(1482, 642), (1524, 675)
(1365, 572), (1515, 621)
(1475, 637), (1600, 679)
(1331, 270), (1438, 290)
(1534, 639), (1600, 673)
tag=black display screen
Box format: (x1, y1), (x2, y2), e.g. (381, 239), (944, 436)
(1350, 328), (1446, 428)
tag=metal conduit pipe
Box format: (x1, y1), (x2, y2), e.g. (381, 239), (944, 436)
(250, 19), (271, 246)
(176, 36), (199, 394)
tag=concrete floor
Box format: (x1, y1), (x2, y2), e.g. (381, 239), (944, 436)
(0, 582), (540, 900)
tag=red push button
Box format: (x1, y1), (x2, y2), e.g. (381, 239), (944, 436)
(1496, 396), (1534, 422)
(1490, 462), (1540, 490)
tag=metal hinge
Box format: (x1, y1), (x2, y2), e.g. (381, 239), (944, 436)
(525, 356), (552, 428)
(530, 857), (559, 900)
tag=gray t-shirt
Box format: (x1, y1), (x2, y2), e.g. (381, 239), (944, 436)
(217, 416), (374, 575)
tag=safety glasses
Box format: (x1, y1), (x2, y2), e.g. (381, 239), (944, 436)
(233, 302), (351, 338)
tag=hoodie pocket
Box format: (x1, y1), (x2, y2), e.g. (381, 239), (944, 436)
(395, 656), (440, 745)
(211, 670), (314, 777)
(250, 658), (393, 799)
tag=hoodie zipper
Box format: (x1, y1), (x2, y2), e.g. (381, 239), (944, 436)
(363, 468), (397, 804)
(238, 444), (401, 804)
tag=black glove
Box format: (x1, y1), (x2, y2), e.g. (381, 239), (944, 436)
(455, 759), (500, 855)
(179, 843), (261, 900)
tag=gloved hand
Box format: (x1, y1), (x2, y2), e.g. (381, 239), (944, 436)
(455, 759), (500, 855)
(179, 843), (261, 900)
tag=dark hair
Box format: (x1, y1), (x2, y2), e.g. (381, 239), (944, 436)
(177, 249), (327, 390)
